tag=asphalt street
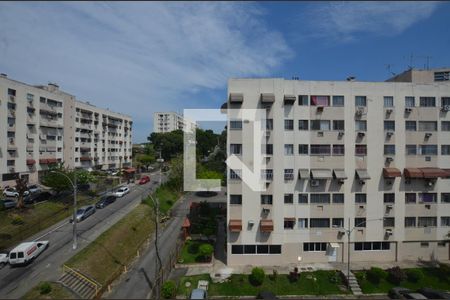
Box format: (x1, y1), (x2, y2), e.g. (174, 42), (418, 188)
(0, 173), (160, 299)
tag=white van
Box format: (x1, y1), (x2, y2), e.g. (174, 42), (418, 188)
(8, 241), (49, 265)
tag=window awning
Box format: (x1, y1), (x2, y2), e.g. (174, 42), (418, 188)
(229, 219), (242, 232)
(123, 167), (136, 174)
(333, 169), (347, 180)
(355, 169), (371, 180)
(310, 169), (332, 179)
(260, 220), (274, 232)
(420, 168), (448, 178)
(39, 159), (48, 164)
(298, 169), (309, 179)
(80, 157), (92, 161)
(26, 159), (36, 165)
(229, 93), (243, 103)
(284, 217), (296, 221)
(404, 168), (423, 178)
(329, 242), (340, 248)
(283, 95), (296, 104)
(47, 158), (58, 164)
(383, 168), (402, 178)
(261, 93), (275, 103)
(442, 169), (450, 178)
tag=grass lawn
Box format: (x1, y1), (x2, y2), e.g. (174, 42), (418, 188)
(355, 267), (450, 294)
(23, 281), (74, 299)
(178, 240), (213, 264)
(154, 184), (181, 214)
(65, 203), (155, 285)
(177, 271), (348, 298)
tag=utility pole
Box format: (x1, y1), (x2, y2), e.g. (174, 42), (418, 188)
(153, 146), (164, 300)
(347, 218), (351, 287)
(73, 174), (77, 250)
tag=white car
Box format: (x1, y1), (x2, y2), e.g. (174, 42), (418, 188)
(0, 253), (8, 267)
(27, 185), (41, 194)
(8, 241), (49, 266)
(114, 186), (130, 197)
(2, 188), (29, 198)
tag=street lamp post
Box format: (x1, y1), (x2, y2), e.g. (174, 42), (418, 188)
(153, 149), (164, 300)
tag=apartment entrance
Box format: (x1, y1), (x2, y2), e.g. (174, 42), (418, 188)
(327, 243), (340, 262)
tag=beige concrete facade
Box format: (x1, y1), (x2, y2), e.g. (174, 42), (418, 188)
(226, 73), (450, 266)
(0, 74), (132, 187)
(153, 111), (197, 133)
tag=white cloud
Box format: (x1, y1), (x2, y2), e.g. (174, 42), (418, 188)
(0, 2), (293, 141)
(306, 2), (439, 41)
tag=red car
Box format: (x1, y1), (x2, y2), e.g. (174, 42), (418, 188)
(138, 175), (150, 185)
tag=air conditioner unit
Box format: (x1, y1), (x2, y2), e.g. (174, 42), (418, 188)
(338, 179), (345, 185)
(317, 106), (324, 112)
(262, 208), (270, 214)
(9, 167), (15, 172)
(359, 180), (366, 185)
(310, 180), (320, 187)
(338, 230), (346, 235)
(357, 132), (365, 137)
(386, 157), (394, 163)
(359, 205), (365, 209)
(405, 107), (412, 113)
(441, 105), (450, 112)
(386, 131), (394, 137)
(9, 95), (15, 101)
(386, 109), (393, 114)
(425, 180), (434, 187)
(356, 107), (365, 115)
(248, 220), (255, 226)
(386, 180), (393, 185)
(338, 131), (344, 136)
(425, 132), (432, 138)
(386, 204), (393, 209)
(385, 229), (393, 236)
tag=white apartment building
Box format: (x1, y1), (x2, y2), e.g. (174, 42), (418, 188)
(0, 74), (132, 188)
(226, 68), (450, 266)
(153, 111), (197, 133)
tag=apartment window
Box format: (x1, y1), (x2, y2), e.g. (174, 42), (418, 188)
(311, 95), (330, 106)
(231, 245), (281, 255)
(26, 93), (34, 101)
(261, 169), (273, 181)
(310, 194), (330, 204)
(384, 145), (395, 155)
(230, 144), (242, 155)
(263, 119), (273, 130)
(435, 71), (450, 81)
(406, 145), (417, 155)
(354, 242), (390, 251)
(298, 120), (309, 130)
(229, 120), (242, 130)
(384, 217), (395, 227)
(284, 169), (294, 180)
(384, 121), (395, 131)
(418, 121), (437, 131)
(418, 145), (437, 155)
(418, 217), (437, 227)
(442, 193), (450, 203)
(405, 96), (415, 107)
(355, 218), (366, 227)
(442, 145), (450, 155)
(384, 96), (394, 107)
(405, 121), (417, 131)
(330, 218), (343, 228)
(284, 119), (294, 130)
(355, 193), (366, 203)
(355, 96), (367, 107)
(310, 218), (330, 228)
(230, 169), (241, 180)
(384, 193), (395, 203)
(442, 121), (450, 131)
(298, 95), (308, 106)
(332, 95), (344, 107)
(298, 218), (308, 229)
(263, 144), (273, 155)
(7, 88), (16, 96)
(298, 194), (308, 204)
(303, 242), (327, 252)
(405, 217), (416, 227)
(310, 144), (331, 155)
(284, 144), (294, 155)
(332, 144), (345, 155)
(261, 195), (273, 205)
(333, 120), (345, 130)
(284, 194), (294, 204)
(284, 218), (295, 229)
(418, 193), (437, 203)
(332, 194), (344, 204)
(441, 217), (450, 227)
(420, 97), (436, 107)
(298, 144), (308, 155)
(311, 120), (330, 131)
(355, 120), (367, 131)
(230, 195), (242, 205)
(355, 144), (367, 156)
(442, 97), (450, 107)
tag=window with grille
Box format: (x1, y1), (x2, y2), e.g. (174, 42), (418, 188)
(405, 121), (417, 131)
(405, 96), (415, 107)
(298, 120), (308, 130)
(298, 144), (308, 155)
(260, 195), (273, 205)
(284, 119), (294, 130)
(355, 218), (366, 227)
(332, 144), (345, 155)
(355, 144), (367, 156)
(355, 120), (367, 131)
(284, 194), (294, 204)
(333, 95), (345, 106)
(310, 144), (331, 155)
(230, 195), (242, 205)
(405, 217), (416, 227)
(284, 169), (294, 181)
(310, 194), (330, 204)
(384, 193), (395, 203)
(418, 217), (437, 227)
(298, 194), (308, 204)
(298, 95), (309, 106)
(418, 121), (437, 131)
(310, 219), (330, 228)
(384, 96), (394, 107)
(419, 97), (436, 107)
(355, 96), (367, 107)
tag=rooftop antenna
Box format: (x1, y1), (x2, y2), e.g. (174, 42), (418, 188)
(416, 55), (432, 70)
(385, 64), (396, 76)
(403, 53), (414, 70)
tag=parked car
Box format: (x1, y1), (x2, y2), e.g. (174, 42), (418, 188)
(70, 205), (96, 222)
(27, 185), (41, 194)
(27, 191), (52, 204)
(76, 183), (90, 191)
(115, 186), (130, 198)
(95, 195), (116, 209)
(8, 241), (49, 266)
(2, 188), (29, 198)
(417, 288), (450, 299)
(0, 253), (8, 267)
(0, 199), (16, 209)
(138, 175), (150, 185)
(190, 289), (207, 300)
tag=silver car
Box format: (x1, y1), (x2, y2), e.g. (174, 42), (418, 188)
(70, 205), (96, 222)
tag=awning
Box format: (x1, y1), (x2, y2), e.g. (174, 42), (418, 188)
(47, 158), (58, 164)
(355, 169), (371, 180)
(298, 169), (309, 179)
(26, 159), (36, 165)
(404, 168), (423, 178)
(123, 167), (136, 174)
(229, 93), (243, 103)
(284, 95), (296, 104)
(260, 220), (274, 232)
(39, 159), (48, 164)
(182, 218), (191, 228)
(329, 242), (340, 248)
(261, 93), (275, 103)
(333, 169), (348, 180)
(310, 169), (332, 179)
(420, 168), (448, 178)
(284, 217), (296, 221)
(383, 168), (402, 178)
(80, 157), (92, 161)
(442, 169), (450, 178)
(229, 219), (242, 232)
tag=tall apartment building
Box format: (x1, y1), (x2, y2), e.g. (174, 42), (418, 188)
(0, 74), (132, 188)
(226, 68), (450, 266)
(153, 111), (197, 133)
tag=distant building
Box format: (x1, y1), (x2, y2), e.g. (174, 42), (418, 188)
(153, 111), (197, 133)
(386, 67), (450, 84)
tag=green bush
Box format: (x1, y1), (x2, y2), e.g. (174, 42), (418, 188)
(161, 280), (176, 299)
(387, 267), (406, 285)
(39, 282), (52, 295)
(0, 202), (5, 211)
(406, 269), (424, 283)
(198, 243), (214, 261)
(366, 267), (387, 284)
(11, 215), (24, 225)
(249, 267), (265, 286)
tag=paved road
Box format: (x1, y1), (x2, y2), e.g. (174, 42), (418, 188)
(0, 173), (161, 299)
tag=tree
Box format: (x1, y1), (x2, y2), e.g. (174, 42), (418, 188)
(136, 154), (155, 170)
(198, 243), (214, 262)
(41, 166), (96, 194)
(148, 130), (183, 160)
(249, 267), (265, 286)
(167, 154), (183, 192)
(15, 177), (28, 209)
(161, 280), (176, 299)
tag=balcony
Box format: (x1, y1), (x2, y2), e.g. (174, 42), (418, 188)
(80, 156), (92, 162)
(40, 119), (62, 128)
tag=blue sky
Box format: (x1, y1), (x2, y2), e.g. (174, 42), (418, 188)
(1, 2), (449, 142)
